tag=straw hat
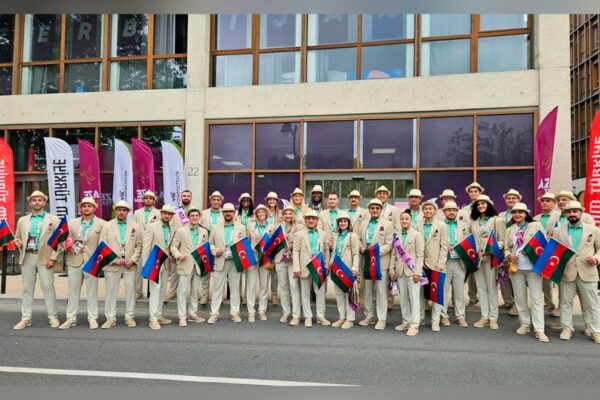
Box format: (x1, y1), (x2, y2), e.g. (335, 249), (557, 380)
(290, 188), (304, 197)
(27, 190), (48, 202)
(539, 192), (556, 202)
(441, 201), (459, 211)
(311, 185), (323, 194)
(160, 204), (176, 214)
(222, 203), (236, 212)
(465, 182), (485, 193)
(79, 197), (98, 208)
(556, 190), (577, 201)
(348, 190), (362, 198)
(563, 201), (584, 211)
(407, 188), (423, 198)
(142, 190), (157, 199)
(238, 193), (252, 202)
(186, 205), (202, 216)
(439, 189), (457, 199)
(335, 210), (351, 222)
(368, 198), (383, 208)
(113, 200), (131, 211)
(510, 202), (530, 214)
(265, 191), (279, 201)
(210, 191), (224, 200)
(503, 188), (522, 200)
(421, 199), (438, 211)
(374, 185), (391, 196)
(254, 204), (269, 214)
(474, 194), (494, 206)
(304, 209), (319, 219)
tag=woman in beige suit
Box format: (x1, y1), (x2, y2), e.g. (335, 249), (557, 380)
(290, 188), (309, 226)
(469, 194), (505, 330)
(503, 202), (549, 343)
(265, 191), (282, 305)
(247, 204), (275, 322)
(329, 211), (360, 329)
(275, 205), (303, 324)
(389, 210), (424, 336)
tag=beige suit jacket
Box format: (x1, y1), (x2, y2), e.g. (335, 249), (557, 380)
(382, 203), (401, 230)
(65, 217), (107, 267)
(318, 208), (341, 243)
(133, 207), (160, 230)
(201, 208), (223, 231)
(553, 223), (600, 282)
(15, 212), (60, 265)
(347, 206), (368, 233)
(208, 222), (247, 272)
(468, 215), (505, 261)
(417, 219), (449, 270)
(247, 220), (276, 267)
(391, 228), (425, 277)
(273, 222), (304, 264)
(142, 220), (177, 271)
(331, 231), (360, 273)
(99, 219), (143, 272)
(533, 209), (562, 237)
(503, 221), (545, 257)
(358, 217), (393, 270)
(292, 228), (330, 278)
(170, 225), (211, 276)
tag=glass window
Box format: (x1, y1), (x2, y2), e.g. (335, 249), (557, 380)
(214, 54), (252, 87)
(64, 62), (101, 92)
(216, 14), (251, 50)
(154, 15), (188, 54)
(101, 173), (113, 217)
(65, 14), (103, 59)
(421, 14), (471, 37)
(207, 173), (251, 207)
(260, 14), (301, 48)
(259, 52), (300, 85)
(361, 119), (415, 168)
(307, 47), (357, 82)
(480, 15), (528, 31)
(209, 124), (252, 170)
(153, 58), (187, 89)
(99, 127), (138, 171)
(421, 39), (470, 76)
(52, 128), (95, 171)
(362, 14), (414, 41)
(0, 15), (15, 63)
(308, 14), (357, 45)
(419, 170), (473, 208)
(304, 121), (355, 169)
(477, 114), (533, 167)
(111, 14), (148, 57)
(420, 117), (474, 168)
(255, 173), (299, 205)
(477, 169), (534, 207)
(142, 125), (183, 171)
(255, 122), (300, 169)
(478, 35), (530, 73)
(8, 129), (48, 171)
(361, 43), (414, 79)
(23, 14), (61, 61)
(21, 65), (59, 94)
(110, 60), (147, 91)
(0, 67), (11, 95)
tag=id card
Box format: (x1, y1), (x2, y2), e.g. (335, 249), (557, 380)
(72, 240), (84, 255)
(26, 235), (38, 251)
(225, 246), (233, 259)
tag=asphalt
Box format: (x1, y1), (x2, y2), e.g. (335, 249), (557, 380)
(0, 298), (598, 387)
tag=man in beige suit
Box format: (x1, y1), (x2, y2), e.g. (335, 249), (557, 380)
(358, 198), (393, 330)
(375, 185), (400, 230)
(13, 191), (61, 330)
(318, 192), (340, 247)
(533, 192), (561, 313)
(167, 190), (194, 300)
(416, 199), (448, 331)
(170, 206), (210, 327)
(436, 189), (458, 221)
(99, 200), (143, 328)
(497, 188), (522, 315)
(292, 209), (331, 327)
(553, 201), (600, 344)
(207, 203), (246, 324)
(143, 204), (177, 329)
(133, 190), (160, 300)
(59, 197), (106, 330)
(407, 189), (424, 228)
(462, 182), (484, 307)
(198, 190), (223, 305)
(440, 201), (470, 327)
(346, 190), (367, 233)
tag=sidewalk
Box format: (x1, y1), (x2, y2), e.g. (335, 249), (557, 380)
(0, 271), (587, 315)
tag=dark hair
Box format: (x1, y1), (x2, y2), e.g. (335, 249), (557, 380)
(470, 201), (498, 220)
(181, 190), (192, 195)
(401, 208), (412, 217)
(328, 192), (339, 198)
(337, 218), (352, 233)
(509, 212), (533, 224)
(240, 197), (254, 217)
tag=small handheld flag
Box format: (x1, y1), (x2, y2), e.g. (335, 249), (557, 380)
(306, 251), (327, 288)
(363, 243), (382, 280)
(255, 232), (271, 267)
(454, 233), (480, 274)
(191, 241), (214, 277)
(47, 215), (71, 251)
(264, 225), (287, 259)
(141, 245), (168, 283)
(485, 230), (504, 268)
(0, 219), (15, 247)
(231, 236), (257, 272)
(330, 254), (356, 293)
(423, 268), (446, 306)
(533, 238), (575, 284)
(82, 241), (118, 277)
(522, 230), (548, 264)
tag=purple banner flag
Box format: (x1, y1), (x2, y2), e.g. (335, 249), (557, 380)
(78, 139), (102, 218)
(132, 139), (155, 211)
(534, 106), (558, 214)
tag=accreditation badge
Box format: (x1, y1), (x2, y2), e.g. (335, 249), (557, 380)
(72, 240), (84, 255)
(26, 235), (38, 251)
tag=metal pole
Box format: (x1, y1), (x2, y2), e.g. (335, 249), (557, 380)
(1, 248), (7, 294)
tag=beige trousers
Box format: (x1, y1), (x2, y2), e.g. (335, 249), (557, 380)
(65, 265), (98, 322)
(210, 260), (241, 317)
(363, 269), (389, 322)
(474, 260), (499, 321)
(398, 274), (421, 328)
(177, 270), (201, 319)
(560, 276), (600, 333)
(442, 258), (466, 319)
(275, 263), (292, 316)
(148, 265), (170, 321)
(510, 270), (544, 332)
(104, 266), (136, 320)
(20, 252), (57, 321)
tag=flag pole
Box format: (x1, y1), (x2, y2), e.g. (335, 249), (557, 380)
(1, 248), (7, 294)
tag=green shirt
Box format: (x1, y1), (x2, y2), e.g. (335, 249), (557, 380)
(568, 224), (583, 251)
(411, 210), (420, 227)
(256, 222), (267, 239)
(348, 209), (357, 219)
(210, 210), (221, 227)
(295, 207), (303, 220)
(307, 229), (320, 254)
(366, 218), (379, 244)
(81, 217), (95, 240)
(445, 219), (457, 246)
(559, 214), (567, 226)
(401, 230), (408, 245)
(161, 224), (171, 246)
(540, 213), (551, 229)
(329, 209), (339, 230)
(29, 212), (45, 251)
(335, 230), (348, 256)
(241, 210), (249, 226)
(423, 222), (433, 242)
(143, 208), (152, 224)
(189, 225), (200, 248)
(117, 220), (127, 245)
(224, 224), (234, 246)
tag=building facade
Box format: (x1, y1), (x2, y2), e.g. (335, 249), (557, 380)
(0, 14), (571, 216)
(571, 14), (600, 195)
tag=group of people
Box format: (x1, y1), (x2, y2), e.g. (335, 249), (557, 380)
(9, 182), (600, 344)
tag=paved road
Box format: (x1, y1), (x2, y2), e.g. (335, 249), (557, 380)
(0, 298), (598, 387)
